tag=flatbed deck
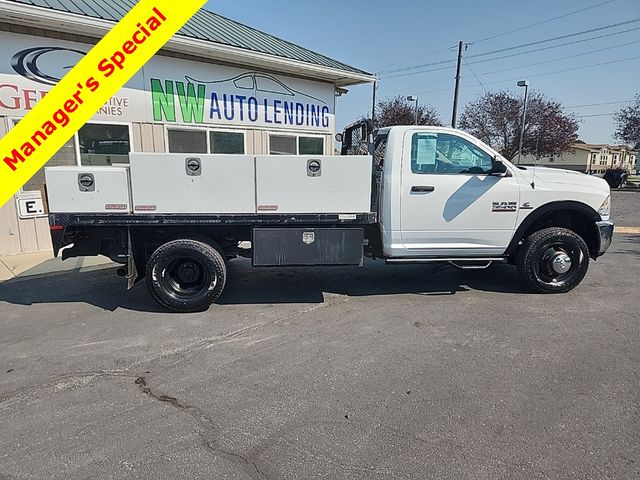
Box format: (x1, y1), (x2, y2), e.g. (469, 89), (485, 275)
(49, 212), (378, 227)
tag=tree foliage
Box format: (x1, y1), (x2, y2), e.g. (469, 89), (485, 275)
(459, 91), (579, 161)
(373, 95), (442, 128)
(614, 94), (640, 148)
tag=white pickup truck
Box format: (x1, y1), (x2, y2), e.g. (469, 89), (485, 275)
(44, 122), (614, 312)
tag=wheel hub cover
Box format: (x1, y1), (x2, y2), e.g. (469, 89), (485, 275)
(177, 262), (199, 283)
(551, 253), (572, 274)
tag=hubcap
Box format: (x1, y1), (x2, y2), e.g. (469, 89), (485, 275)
(177, 261), (200, 283)
(159, 255), (215, 301)
(536, 244), (580, 285)
(551, 252), (572, 274)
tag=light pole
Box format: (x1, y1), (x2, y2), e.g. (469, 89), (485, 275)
(517, 80), (529, 165)
(407, 96), (419, 125)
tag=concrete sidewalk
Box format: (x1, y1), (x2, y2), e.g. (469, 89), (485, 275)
(0, 250), (115, 282)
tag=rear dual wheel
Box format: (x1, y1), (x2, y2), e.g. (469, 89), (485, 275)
(516, 227), (589, 294)
(146, 239), (227, 312)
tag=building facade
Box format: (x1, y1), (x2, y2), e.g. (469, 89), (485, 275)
(0, 0), (374, 255)
(525, 143), (637, 174)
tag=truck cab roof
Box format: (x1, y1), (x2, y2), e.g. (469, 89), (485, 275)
(376, 125), (473, 137)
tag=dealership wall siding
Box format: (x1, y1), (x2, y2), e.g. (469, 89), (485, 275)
(0, 115), (52, 255)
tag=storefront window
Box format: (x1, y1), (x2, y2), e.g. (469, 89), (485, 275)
(270, 135), (297, 155)
(11, 119), (77, 192)
(210, 131), (244, 154)
(168, 129), (207, 154)
(299, 137), (324, 155)
(269, 135), (325, 155)
(78, 123), (130, 165)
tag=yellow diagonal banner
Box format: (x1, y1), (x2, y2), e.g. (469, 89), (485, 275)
(0, 0), (206, 207)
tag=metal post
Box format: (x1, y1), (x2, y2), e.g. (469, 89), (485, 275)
(371, 80), (377, 127)
(451, 41), (463, 128)
(407, 96), (418, 125)
(517, 81), (529, 165)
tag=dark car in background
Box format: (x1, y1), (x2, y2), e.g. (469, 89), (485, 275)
(603, 169), (629, 189)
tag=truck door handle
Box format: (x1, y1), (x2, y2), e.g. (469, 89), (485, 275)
(411, 185), (435, 192)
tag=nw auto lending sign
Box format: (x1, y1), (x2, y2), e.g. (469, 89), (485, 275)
(0, 31), (335, 131)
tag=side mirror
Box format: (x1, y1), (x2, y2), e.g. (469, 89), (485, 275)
(335, 132), (344, 143)
(491, 156), (508, 175)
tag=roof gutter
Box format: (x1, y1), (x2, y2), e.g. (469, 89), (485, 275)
(0, 0), (375, 87)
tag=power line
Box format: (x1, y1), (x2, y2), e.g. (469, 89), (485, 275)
(409, 55), (640, 97)
(474, 39), (640, 77)
(378, 18), (640, 77)
(468, 17), (640, 59)
(340, 58), (637, 110)
(472, 0), (618, 44)
(378, 58), (454, 76)
(462, 58), (486, 92)
(566, 100), (633, 108)
(468, 26), (640, 66)
(379, 25), (640, 79)
(576, 112), (616, 117)
(507, 55), (640, 81)
(372, 0), (617, 75)
(371, 46), (455, 72)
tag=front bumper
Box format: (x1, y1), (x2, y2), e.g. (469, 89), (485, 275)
(596, 220), (614, 256)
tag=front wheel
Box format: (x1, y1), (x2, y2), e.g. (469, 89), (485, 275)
(145, 239), (227, 312)
(516, 227), (590, 294)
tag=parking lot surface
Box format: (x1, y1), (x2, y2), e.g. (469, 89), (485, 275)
(0, 192), (638, 479)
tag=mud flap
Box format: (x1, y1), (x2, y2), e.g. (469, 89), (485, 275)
(126, 229), (138, 290)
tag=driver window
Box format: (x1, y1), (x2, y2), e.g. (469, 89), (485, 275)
(411, 132), (493, 174)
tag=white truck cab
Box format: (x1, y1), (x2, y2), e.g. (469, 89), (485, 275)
(44, 122), (614, 312)
(374, 126), (611, 258)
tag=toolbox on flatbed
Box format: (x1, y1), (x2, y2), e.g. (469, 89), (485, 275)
(44, 153), (374, 216)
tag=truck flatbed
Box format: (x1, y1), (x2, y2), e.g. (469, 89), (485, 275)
(49, 212), (377, 227)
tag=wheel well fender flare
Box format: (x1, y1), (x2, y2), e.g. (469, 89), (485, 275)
(505, 201), (602, 256)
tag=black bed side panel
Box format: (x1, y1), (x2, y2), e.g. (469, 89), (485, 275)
(252, 228), (364, 266)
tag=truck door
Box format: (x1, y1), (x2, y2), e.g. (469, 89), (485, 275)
(400, 129), (519, 256)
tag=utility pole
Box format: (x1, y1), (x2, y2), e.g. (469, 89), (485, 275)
(451, 41), (463, 128)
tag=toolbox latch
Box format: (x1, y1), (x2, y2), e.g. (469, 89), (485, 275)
(185, 157), (202, 176)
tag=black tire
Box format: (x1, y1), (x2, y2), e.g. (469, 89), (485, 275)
(516, 227), (589, 294)
(145, 239), (226, 312)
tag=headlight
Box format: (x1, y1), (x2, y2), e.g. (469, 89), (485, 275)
(598, 195), (611, 219)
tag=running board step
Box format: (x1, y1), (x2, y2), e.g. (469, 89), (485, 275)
(448, 261), (493, 270)
(386, 257), (506, 265)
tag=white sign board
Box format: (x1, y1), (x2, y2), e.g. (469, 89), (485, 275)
(16, 196), (45, 218)
(0, 32), (335, 132)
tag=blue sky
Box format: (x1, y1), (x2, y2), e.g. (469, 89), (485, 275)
(207, 0), (639, 144)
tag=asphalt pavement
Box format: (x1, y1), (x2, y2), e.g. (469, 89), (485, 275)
(0, 191), (638, 479)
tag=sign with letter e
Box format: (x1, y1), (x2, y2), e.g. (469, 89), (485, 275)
(17, 196), (45, 218)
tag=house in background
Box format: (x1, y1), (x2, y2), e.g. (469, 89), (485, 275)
(524, 143), (637, 174)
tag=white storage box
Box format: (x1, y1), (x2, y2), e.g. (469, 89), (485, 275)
(129, 153), (256, 214)
(255, 155), (372, 214)
(45, 166), (131, 213)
